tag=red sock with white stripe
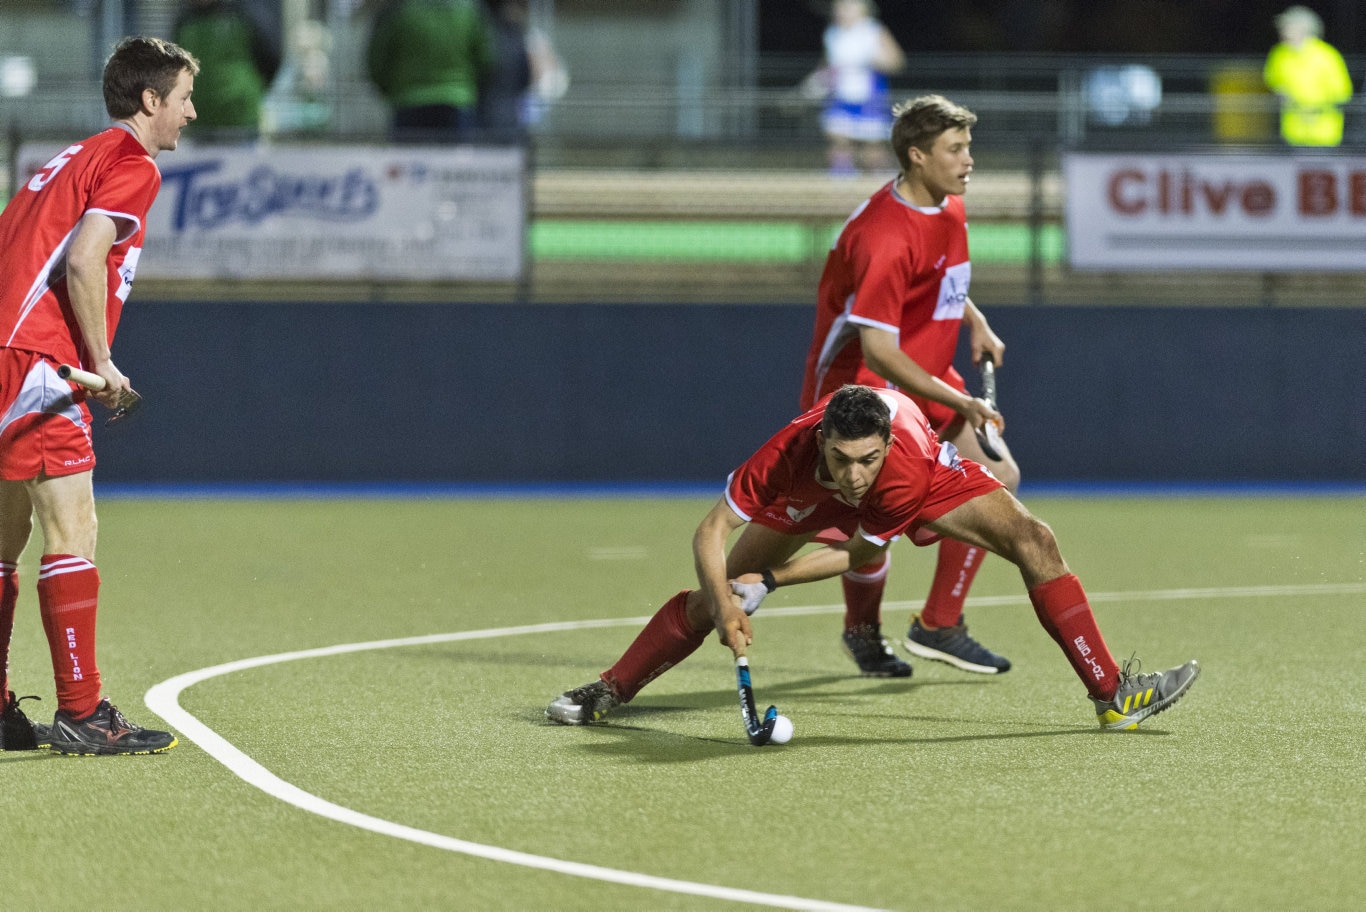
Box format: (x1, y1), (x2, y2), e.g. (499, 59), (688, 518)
(841, 554), (889, 629)
(1027, 573), (1119, 701)
(920, 538), (983, 628)
(0, 562), (17, 698)
(602, 590), (708, 702)
(37, 555), (102, 718)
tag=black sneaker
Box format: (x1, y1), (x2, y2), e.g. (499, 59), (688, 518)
(546, 680), (621, 725)
(904, 615), (1012, 674)
(841, 624), (912, 677)
(48, 699), (178, 756)
(2, 692), (48, 751)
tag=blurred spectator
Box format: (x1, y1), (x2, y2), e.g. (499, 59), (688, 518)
(173, 0), (281, 142)
(477, 0), (568, 141)
(264, 17), (333, 134)
(1263, 5), (1352, 146)
(366, 0), (493, 144)
(801, 0), (905, 175)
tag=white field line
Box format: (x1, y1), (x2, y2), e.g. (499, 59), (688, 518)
(144, 582), (1365, 910)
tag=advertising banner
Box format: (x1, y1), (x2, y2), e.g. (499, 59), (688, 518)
(1064, 152), (1366, 271)
(17, 142), (526, 281)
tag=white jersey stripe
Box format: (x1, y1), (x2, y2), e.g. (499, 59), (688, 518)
(86, 207), (143, 244)
(722, 471), (753, 522)
(810, 293), (900, 401)
(0, 360), (91, 443)
(4, 224), (78, 349)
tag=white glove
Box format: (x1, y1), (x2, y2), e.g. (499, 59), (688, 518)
(730, 579), (769, 616)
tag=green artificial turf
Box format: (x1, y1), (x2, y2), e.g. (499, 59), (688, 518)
(2, 495), (1362, 910)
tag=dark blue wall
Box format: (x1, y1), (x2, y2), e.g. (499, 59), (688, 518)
(96, 302), (1365, 484)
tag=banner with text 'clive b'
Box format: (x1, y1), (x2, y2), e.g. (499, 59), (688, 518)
(1064, 151), (1366, 271)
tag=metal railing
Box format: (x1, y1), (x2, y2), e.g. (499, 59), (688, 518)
(2, 50), (1337, 154)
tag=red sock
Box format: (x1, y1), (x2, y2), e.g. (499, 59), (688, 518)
(921, 537), (984, 628)
(1028, 573), (1118, 701)
(0, 562), (16, 697)
(603, 590), (709, 702)
(842, 554), (888, 629)
(37, 555), (102, 718)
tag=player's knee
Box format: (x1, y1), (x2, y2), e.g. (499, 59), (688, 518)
(1011, 515), (1062, 572)
(683, 589), (712, 632)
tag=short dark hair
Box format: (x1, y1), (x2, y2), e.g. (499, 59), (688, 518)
(890, 94), (977, 173)
(103, 36), (200, 119)
(821, 385), (892, 443)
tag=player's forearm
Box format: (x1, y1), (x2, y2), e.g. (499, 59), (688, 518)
(692, 500), (744, 620)
(66, 266), (112, 366)
(65, 215), (118, 366)
(771, 539), (883, 589)
(867, 345), (974, 413)
(861, 327), (973, 413)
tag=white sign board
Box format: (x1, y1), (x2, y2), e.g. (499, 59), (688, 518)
(1064, 152), (1366, 271)
(17, 143), (526, 281)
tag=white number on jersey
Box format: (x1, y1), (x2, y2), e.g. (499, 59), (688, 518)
(27, 145), (84, 193)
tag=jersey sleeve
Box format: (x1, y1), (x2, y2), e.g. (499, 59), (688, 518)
(87, 153), (160, 243)
(844, 219), (911, 335)
(725, 430), (796, 522)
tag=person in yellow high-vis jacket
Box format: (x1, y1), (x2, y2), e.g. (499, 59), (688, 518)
(1263, 6), (1353, 146)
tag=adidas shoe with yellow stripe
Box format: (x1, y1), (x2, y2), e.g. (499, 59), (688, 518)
(1093, 657), (1200, 731)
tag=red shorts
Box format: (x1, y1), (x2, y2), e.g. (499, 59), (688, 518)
(905, 444), (1004, 545)
(0, 349), (96, 481)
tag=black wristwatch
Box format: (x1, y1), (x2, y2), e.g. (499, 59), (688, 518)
(760, 569), (778, 592)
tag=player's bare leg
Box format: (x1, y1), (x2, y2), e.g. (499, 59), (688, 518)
(25, 472), (98, 559)
(22, 472), (176, 754)
(907, 431), (1020, 674)
(922, 488), (1050, 585)
(0, 481), (45, 749)
(926, 489), (1199, 728)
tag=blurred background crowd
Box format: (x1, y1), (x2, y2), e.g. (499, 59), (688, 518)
(5, 1), (1366, 160)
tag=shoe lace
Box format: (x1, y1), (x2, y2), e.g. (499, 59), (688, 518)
(102, 702), (141, 735)
(3, 693), (40, 720)
(1117, 653), (1162, 689)
(847, 623), (888, 650)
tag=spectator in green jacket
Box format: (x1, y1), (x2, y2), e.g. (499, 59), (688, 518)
(173, 0), (281, 141)
(1263, 5), (1353, 146)
(366, 0), (494, 144)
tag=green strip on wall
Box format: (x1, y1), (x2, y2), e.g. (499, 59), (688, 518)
(530, 220), (1064, 265)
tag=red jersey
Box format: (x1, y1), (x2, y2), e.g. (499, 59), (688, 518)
(801, 182), (970, 409)
(726, 389), (975, 548)
(0, 127), (160, 367)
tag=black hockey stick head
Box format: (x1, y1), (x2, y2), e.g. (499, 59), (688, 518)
(975, 355), (1005, 461)
(735, 656), (778, 746)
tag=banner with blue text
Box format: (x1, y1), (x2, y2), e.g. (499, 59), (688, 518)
(17, 143), (526, 281)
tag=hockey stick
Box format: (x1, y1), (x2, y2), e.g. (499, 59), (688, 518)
(57, 364), (143, 425)
(735, 655), (778, 746)
(975, 354), (1005, 462)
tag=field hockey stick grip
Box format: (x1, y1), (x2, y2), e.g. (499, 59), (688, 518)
(57, 364), (107, 391)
